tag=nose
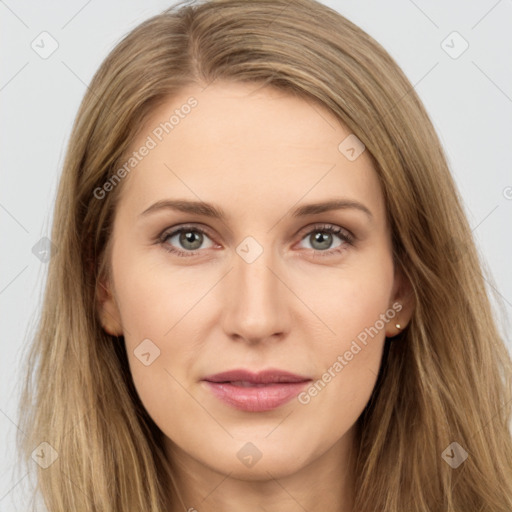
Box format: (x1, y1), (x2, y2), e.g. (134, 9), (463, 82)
(221, 244), (291, 345)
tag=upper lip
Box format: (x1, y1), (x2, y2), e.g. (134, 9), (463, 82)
(203, 368), (312, 384)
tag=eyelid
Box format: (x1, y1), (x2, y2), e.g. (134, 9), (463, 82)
(158, 222), (215, 239)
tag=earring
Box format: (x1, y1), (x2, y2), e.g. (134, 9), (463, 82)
(395, 323), (402, 330)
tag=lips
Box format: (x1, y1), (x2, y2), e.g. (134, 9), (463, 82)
(203, 368), (311, 384)
(202, 368), (312, 412)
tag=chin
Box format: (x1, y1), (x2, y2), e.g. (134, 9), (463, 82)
(201, 438), (314, 480)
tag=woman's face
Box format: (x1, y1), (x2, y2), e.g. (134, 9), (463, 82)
(98, 81), (410, 482)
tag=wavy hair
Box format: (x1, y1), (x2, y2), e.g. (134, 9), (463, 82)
(17, 0), (512, 510)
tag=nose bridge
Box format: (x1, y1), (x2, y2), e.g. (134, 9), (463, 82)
(223, 236), (288, 342)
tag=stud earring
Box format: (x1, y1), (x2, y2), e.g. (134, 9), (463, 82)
(395, 323), (402, 330)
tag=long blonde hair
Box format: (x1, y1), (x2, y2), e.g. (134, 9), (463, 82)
(17, 0), (512, 510)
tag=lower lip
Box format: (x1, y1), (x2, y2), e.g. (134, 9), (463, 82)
(203, 381), (310, 412)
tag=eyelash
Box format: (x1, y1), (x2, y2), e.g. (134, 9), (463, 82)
(157, 223), (355, 258)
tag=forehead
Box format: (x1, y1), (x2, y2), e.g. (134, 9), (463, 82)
(116, 81), (384, 222)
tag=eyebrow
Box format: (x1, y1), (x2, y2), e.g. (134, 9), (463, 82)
(139, 198), (373, 220)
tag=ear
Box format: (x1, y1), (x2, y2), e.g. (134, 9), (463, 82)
(96, 274), (123, 336)
(385, 264), (415, 338)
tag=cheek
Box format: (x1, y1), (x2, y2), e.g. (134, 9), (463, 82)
(113, 247), (207, 340)
(110, 248), (204, 425)
(295, 248), (394, 423)
(296, 293), (389, 438)
(299, 242), (395, 347)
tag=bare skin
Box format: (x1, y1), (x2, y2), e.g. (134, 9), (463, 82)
(97, 81), (413, 512)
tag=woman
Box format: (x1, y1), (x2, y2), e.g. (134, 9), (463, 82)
(17, 0), (512, 510)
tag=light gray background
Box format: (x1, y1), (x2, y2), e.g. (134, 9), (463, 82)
(1, 0), (511, 509)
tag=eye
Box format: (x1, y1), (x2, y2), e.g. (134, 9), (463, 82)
(159, 225), (215, 257)
(158, 223), (354, 257)
(297, 224), (354, 256)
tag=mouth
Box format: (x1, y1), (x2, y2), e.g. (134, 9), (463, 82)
(202, 368), (312, 412)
